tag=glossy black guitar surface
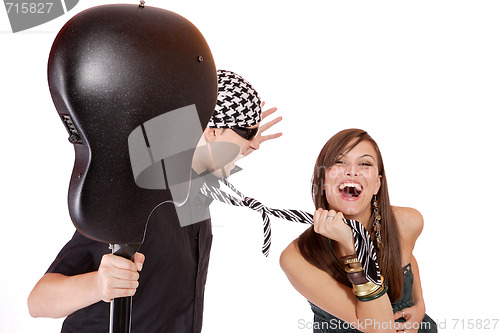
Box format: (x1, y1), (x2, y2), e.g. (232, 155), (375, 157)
(48, 4), (217, 245)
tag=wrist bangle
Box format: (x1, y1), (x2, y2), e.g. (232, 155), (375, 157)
(328, 239), (371, 286)
(347, 271), (369, 285)
(339, 250), (369, 285)
(345, 266), (364, 273)
(352, 281), (380, 297)
(340, 254), (357, 260)
(340, 255), (360, 265)
(356, 284), (388, 302)
(352, 276), (385, 297)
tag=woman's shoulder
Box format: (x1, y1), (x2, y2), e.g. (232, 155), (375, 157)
(392, 206), (424, 244)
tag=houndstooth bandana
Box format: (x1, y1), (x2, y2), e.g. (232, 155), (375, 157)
(208, 70), (262, 128)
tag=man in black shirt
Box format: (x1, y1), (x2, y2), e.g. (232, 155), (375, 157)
(28, 69), (282, 332)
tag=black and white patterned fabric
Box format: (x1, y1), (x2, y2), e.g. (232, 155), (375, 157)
(347, 220), (381, 286)
(208, 70), (262, 128)
(200, 179), (382, 286)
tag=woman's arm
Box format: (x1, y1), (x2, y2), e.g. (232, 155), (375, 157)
(393, 256), (426, 332)
(410, 256), (425, 313)
(281, 240), (396, 333)
(393, 207), (427, 332)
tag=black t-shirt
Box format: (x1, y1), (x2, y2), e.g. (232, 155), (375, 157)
(47, 200), (213, 333)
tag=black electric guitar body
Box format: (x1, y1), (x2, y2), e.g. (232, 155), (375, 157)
(48, 4), (217, 245)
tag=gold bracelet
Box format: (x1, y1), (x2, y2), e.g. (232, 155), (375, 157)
(342, 257), (360, 265)
(357, 284), (388, 302)
(352, 276), (385, 297)
(345, 266), (364, 273)
(352, 282), (380, 297)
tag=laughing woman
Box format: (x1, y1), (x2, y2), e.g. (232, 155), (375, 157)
(280, 129), (437, 333)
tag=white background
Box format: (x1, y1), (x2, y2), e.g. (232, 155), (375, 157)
(1, 1), (499, 332)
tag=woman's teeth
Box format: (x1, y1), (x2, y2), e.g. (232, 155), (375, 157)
(339, 182), (362, 198)
(339, 182), (362, 191)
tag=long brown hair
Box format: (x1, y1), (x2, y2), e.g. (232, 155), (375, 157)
(297, 129), (403, 301)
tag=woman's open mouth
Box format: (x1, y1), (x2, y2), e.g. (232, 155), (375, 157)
(339, 182), (363, 200)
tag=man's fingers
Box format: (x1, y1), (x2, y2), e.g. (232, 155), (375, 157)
(132, 252), (145, 263)
(98, 253), (143, 303)
(258, 116), (282, 133)
(110, 268), (140, 281)
(109, 255), (139, 271)
(132, 252), (145, 271)
(107, 287), (138, 300)
(102, 253), (144, 276)
(261, 106), (278, 119)
(101, 254), (134, 270)
(258, 132), (282, 143)
(111, 278), (139, 290)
